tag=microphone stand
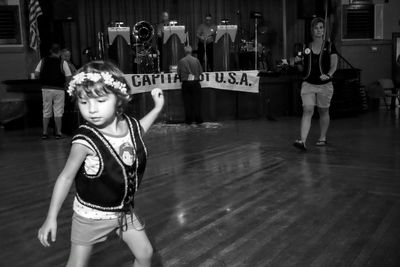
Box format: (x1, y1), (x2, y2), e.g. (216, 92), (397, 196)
(202, 32), (213, 72)
(254, 17), (259, 70)
(204, 37), (208, 72)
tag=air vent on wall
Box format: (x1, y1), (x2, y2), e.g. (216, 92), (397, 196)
(0, 5), (22, 45)
(342, 4), (374, 40)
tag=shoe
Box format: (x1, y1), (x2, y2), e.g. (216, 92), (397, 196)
(41, 134), (49, 140)
(55, 134), (65, 140)
(316, 140), (328, 146)
(293, 140), (307, 151)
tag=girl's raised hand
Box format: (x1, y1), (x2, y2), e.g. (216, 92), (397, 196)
(38, 218), (57, 247)
(151, 88), (164, 111)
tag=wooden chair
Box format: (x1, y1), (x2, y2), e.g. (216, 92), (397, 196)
(378, 79), (400, 110)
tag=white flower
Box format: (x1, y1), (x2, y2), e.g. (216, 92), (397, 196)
(73, 72), (86, 84)
(101, 72), (113, 84)
(304, 48), (311, 55)
(86, 73), (102, 82)
(67, 71), (129, 96)
(67, 87), (74, 96)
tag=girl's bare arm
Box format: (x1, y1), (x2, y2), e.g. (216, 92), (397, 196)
(38, 143), (90, 247)
(46, 144), (89, 219)
(140, 88), (164, 134)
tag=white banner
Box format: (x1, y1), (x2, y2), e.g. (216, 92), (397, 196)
(124, 71), (260, 94)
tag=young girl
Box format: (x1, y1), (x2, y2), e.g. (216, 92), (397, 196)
(38, 61), (164, 267)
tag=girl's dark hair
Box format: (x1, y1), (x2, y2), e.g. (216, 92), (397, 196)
(70, 60), (131, 117)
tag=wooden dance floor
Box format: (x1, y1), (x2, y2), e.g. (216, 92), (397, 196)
(1, 111), (400, 267)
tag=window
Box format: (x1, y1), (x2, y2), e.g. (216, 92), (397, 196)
(0, 5), (22, 45)
(342, 4), (374, 40)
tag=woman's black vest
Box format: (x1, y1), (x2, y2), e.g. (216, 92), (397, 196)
(40, 56), (66, 89)
(303, 41), (332, 80)
(72, 115), (147, 212)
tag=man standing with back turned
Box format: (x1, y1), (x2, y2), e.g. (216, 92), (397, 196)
(177, 46), (203, 125)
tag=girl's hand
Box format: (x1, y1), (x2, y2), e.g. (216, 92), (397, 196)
(151, 88), (164, 111)
(38, 218), (57, 247)
(320, 74), (331, 81)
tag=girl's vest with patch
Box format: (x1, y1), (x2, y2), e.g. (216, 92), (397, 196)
(40, 57), (66, 89)
(72, 115), (147, 212)
(303, 41), (332, 80)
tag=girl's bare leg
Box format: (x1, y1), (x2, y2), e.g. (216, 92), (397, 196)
(121, 229), (153, 267)
(66, 244), (93, 267)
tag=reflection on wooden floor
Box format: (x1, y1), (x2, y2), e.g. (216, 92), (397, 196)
(1, 111), (400, 267)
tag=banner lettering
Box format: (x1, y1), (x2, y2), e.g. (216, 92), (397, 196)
(124, 71), (260, 94)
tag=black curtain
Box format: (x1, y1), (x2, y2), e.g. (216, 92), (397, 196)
(47, 0), (307, 69)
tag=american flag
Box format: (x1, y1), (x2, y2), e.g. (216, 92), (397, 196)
(28, 0), (43, 50)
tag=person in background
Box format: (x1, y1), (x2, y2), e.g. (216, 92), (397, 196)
(156, 11), (170, 41)
(257, 43), (269, 71)
(177, 46), (204, 124)
(61, 49), (77, 75)
(293, 17), (338, 151)
(197, 14), (217, 71)
(394, 54), (400, 87)
(35, 44), (72, 139)
(156, 11), (170, 70)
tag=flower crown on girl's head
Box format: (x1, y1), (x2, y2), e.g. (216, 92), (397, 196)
(67, 71), (128, 97)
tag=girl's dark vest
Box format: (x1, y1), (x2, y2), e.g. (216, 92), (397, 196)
(303, 41), (332, 80)
(72, 115), (147, 212)
(40, 57), (66, 89)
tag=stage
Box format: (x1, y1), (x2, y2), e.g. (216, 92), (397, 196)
(1, 111), (399, 267)
(3, 74), (304, 131)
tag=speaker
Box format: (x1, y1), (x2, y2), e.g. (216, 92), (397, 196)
(53, 0), (77, 21)
(297, 0), (324, 19)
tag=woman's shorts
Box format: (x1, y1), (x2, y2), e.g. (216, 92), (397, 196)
(300, 81), (334, 108)
(71, 212), (144, 246)
(42, 89), (65, 118)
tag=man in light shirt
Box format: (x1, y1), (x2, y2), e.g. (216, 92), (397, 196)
(177, 46), (204, 124)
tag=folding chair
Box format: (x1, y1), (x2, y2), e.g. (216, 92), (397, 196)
(378, 79), (400, 110)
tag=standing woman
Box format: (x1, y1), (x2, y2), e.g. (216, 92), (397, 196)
(293, 17), (338, 151)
